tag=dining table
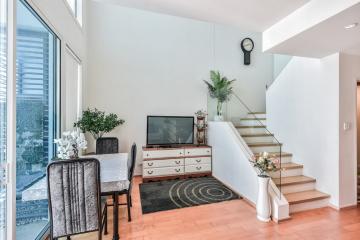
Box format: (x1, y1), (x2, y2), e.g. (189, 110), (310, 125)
(85, 153), (129, 240)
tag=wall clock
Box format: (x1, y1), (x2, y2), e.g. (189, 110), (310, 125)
(241, 38), (254, 65)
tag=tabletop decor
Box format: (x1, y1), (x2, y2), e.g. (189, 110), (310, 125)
(249, 152), (279, 222)
(204, 70), (235, 121)
(54, 130), (87, 159)
(195, 110), (207, 145)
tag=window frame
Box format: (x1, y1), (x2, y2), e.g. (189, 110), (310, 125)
(14, 0), (62, 239)
(63, 0), (82, 27)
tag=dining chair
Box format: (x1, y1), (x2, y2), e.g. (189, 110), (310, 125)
(47, 158), (108, 240)
(96, 137), (119, 154)
(105, 143), (137, 222)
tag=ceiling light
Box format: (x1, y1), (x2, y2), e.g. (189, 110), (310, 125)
(344, 23), (358, 29)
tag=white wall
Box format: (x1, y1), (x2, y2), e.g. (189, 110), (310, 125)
(266, 54), (341, 206)
(85, 1), (273, 172)
(339, 53), (360, 208)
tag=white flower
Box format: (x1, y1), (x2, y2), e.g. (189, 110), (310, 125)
(54, 129), (88, 160)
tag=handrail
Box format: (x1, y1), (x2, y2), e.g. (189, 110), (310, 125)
(230, 92), (283, 197)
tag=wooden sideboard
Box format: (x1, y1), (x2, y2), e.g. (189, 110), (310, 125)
(142, 145), (212, 182)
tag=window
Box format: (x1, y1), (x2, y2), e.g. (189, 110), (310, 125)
(65, 0), (82, 26)
(0, 0), (8, 238)
(16, 0), (60, 239)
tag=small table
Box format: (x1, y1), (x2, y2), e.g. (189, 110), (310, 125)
(86, 153), (129, 240)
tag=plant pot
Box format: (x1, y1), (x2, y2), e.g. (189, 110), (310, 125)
(214, 115), (224, 121)
(256, 176), (271, 222)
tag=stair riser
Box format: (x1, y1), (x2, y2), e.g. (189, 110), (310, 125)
(238, 128), (268, 135)
(289, 198), (329, 213)
(243, 136), (275, 143)
(270, 168), (303, 178)
(247, 113), (266, 118)
(239, 120), (266, 126)
(279, 156), (292, 164)
(280, 182), (316, 194)
(250, 145), (281, 153)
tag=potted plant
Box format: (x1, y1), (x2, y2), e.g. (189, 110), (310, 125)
(204, 71), (235, 121)
(54, 130), (87, 160)
(74, 108), (125, 152)
(249, 152), (279, 222)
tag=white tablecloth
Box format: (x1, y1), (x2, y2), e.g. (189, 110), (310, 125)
(84, 153), (129, 183)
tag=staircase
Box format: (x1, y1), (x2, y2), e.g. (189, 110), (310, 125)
(236, 112), (330, 214)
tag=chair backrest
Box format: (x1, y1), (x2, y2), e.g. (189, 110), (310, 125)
(96, 137), (119, 154)
(127, 143), (137, 189)
(47, 158), (101, 239)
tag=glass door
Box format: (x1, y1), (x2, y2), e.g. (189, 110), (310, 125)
(16, 0), (60, 239)
(0, 0), (8, 238)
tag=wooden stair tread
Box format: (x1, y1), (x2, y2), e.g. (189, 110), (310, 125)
(254, 152), (292, 157)
(235, 125), (267, 129)
(278, 162), (303, 170)
(273, 175), (315, 186)
(248, 142), (282, 147)
(240, 117), (266, 121)
(285, 190), (330, 204)
(248, 112), (266, 114)
(242, 133), (274, 137)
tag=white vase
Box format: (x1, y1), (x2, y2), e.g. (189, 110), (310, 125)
(256, 176), (271, 222)
(214, 115), (224, 121)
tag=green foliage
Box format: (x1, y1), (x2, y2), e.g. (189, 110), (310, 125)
(249, 152), (279, 177)
(204, 70), (236, 103)
(74, 108), (125, 140)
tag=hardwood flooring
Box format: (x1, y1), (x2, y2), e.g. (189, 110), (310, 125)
(66, 177), (360, 240)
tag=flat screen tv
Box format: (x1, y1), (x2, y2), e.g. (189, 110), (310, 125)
(146, 116), (194, 146)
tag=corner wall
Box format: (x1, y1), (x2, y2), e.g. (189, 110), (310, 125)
(339, 53), (360, 208)
(266, 54), (340, 206)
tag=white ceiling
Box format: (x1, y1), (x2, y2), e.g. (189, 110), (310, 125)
(266, 3), (360, 57)
(95, 0), (310, 32)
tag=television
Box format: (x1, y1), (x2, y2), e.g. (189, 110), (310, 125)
(146, 116), (194, 146)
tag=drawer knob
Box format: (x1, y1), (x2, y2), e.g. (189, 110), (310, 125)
(147, 162), (154, 166)
(187, 151), (190, 154)
(196, 159), (201, 163)
(175, 160), (181, 164)
(196, 166), (202, 170)
(146, 154), (149, 157)
(175, 169), (181, 173)
(147, 170), (154, 175)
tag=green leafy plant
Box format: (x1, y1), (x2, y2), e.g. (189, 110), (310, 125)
(204, 70), (236, 116)
(74, 108), (125, 140)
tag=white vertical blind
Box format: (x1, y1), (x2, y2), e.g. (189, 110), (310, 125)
(64, 47), (81, 131)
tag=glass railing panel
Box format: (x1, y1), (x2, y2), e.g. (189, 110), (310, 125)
(207, 92), (283, 198)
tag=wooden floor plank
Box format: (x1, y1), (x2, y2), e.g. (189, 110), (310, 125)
(64, 176), (360, 240)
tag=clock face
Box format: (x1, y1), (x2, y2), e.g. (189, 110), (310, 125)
(242, 38), (254, 52)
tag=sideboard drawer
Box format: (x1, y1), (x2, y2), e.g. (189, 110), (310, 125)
(143, 166), (184, 177)
(184, 147), (211, 156)
(143, 149), (184, 159)
(143, 158), (184, 169)
(185, 157), (211, 165)
(185, 164), (211, 173)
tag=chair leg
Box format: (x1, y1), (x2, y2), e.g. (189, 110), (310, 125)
(67, 237), (71, 240)
(130, 194), (133, 207)
(127, 193), (132, 222)
(104, 204), (108, 235)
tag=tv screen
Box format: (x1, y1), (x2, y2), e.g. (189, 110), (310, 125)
(147, 116), (194, 146)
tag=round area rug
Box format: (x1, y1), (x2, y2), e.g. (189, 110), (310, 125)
(139, 177), (240, 214)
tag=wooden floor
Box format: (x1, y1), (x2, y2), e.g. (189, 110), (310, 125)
(68, 177), (360, 240)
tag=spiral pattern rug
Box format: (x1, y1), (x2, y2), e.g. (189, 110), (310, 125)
(139, 177), (240, 214)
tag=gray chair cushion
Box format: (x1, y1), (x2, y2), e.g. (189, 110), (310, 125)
(47, 159), (100, 238)
(101, 180), (130, 193)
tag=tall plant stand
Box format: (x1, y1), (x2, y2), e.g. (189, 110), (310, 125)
(195, 114), (207, 145)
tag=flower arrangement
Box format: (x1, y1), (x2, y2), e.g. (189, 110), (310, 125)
(250, 152), (279, 177)
(195, 110), (207, 119)
(54, 130), (87, 160)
